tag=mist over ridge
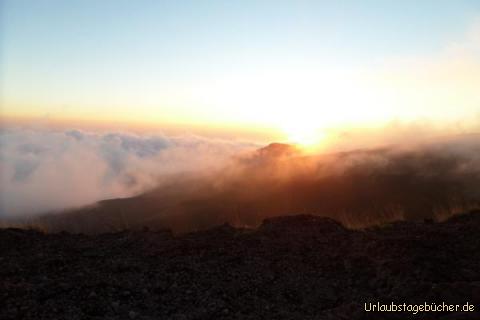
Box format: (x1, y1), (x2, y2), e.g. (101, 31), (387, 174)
(2, 125), (479, 233)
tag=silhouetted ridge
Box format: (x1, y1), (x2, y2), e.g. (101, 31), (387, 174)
(261, 214), (346, 233)
(256, 142), (300, 158)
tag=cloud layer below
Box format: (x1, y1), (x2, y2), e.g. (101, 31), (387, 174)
(0, 128), (257, 217)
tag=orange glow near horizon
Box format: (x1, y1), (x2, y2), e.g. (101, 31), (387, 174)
(3, 44), (480, 148)
(0, 113), (286, 144)
(2, 2), (480, 151)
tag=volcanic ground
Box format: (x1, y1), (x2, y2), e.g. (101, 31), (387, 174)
(1, 211), (480, 319)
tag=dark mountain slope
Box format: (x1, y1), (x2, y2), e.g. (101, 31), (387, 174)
(1, 211), (480, 319)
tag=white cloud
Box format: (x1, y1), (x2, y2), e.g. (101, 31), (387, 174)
(0, 127), (258, 217)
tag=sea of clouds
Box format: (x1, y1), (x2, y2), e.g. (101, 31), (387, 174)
(0, 127), (258, 217)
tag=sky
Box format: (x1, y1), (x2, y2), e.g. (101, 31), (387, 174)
(2, 0), (480, 145)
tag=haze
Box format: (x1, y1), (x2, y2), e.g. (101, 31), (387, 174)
(1, 0), (480, 221)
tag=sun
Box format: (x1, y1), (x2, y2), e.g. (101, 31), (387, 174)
(281, 120), (327, 150)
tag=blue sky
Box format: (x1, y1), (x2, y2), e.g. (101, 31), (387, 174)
(1, 0), (480, 141)
(3, 0), (479, 70)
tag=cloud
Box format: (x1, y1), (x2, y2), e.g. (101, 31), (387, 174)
(0, 127), (258, 217)
(2, 124), (480, 233)
(27, 133), (480, 234)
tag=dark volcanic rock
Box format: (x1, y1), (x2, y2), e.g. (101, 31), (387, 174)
(1, 212), (480, 319)
(261, 214), (346, 233)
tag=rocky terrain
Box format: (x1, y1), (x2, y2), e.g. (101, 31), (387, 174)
(1, 211), (480, 320)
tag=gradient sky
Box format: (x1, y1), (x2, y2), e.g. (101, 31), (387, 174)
(2, 0), (480, 143)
